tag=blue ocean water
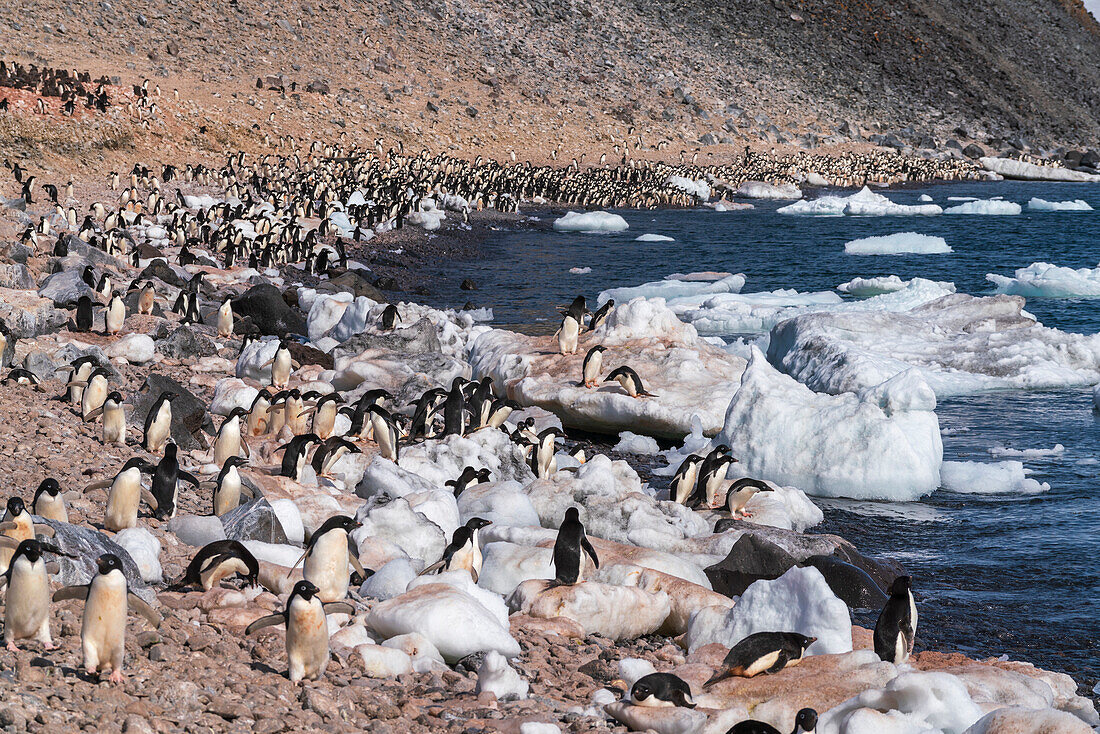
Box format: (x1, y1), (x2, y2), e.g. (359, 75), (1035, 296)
(408, 180), (1100, 690)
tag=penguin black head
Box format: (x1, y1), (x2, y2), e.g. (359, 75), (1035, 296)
(290, 579), (320, 602)
(465, 517), (492, 531)
(13, 538), (69, 564)
(476, 468), (492, 483)
(35, 478), (61, 499)
(121, 457), (151, 473)
(96, 553), (124, 576)
(226, 406), (250, 420)
(794, 708), (818, 733)
(6, 496), (26, 517)
(105, 390), (123, 404)
(889, 575), (912, 595)
(563, 506), (580, 523)
(164, 442), (178, 458)
(222, 455), (249, 469)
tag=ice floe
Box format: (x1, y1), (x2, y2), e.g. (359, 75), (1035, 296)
(552, 211), (629, 232)
(943, 199), (1022, 215)
(844, 232), (952, 255)
(777, 187), (943, 216)
(1027, 197), (1093, 211)
(635, 233), (676, 242)
(987, 262), (1100, 298)
(837, 275), (955, 297)
(940, 460), (1050, 494)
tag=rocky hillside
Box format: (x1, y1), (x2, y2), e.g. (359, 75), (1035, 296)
(0, 0), (1097, 172)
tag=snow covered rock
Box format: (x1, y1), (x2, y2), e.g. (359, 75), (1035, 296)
(113, 527), (163, 583)
(475, 651), (529, 701)
(717, 349), (942, 501)
(507, 579), (671, 640)
(209, 378), (259, 416)
(614, 431), (660, 454)
(359, 558), (420, 600)
(235, 338), (280, 383)
(106, 334), (156, 364)
(980, 157), (1100, 183)
(367, 583), (520, 662)
(818, 671), (984, 733)
(604, 702), (708, 734)
(356, 644), (414, 677)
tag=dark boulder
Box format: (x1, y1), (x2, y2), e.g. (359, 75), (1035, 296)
(232, 284), (306, 336)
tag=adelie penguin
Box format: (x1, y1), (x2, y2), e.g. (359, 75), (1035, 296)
(588, 299), (614, 331)
(1, 368), (41, 390)
(533, 427), (562, 478)
(146, 443), (201, 520)
(669, 455), (704, 505)
(75, 366), (111, 422)
(307, 392), (343, 439)
(725, 478), (774, 518)
(689, 445), (737, 508)
(581, 345), (606, 388)
(32, 478), (68, 522)
(264, 339), (299, 389)
(74, 295), (94, 332)
(442, 376), (468, 437)
(84, 390), (126, 446)
(874, 575), (917, 664)
(217, 297), (234, 338)
(556, 309), (581, 355)
(310, 436), (361, 478)
(104, 293), (126, 335)
(0, 539), (71, 651)
(367, 404), (400, 462)
(0, 319), (13, 370)
(380, 304), (400, 330)
(0, 496), (55, 574)
(275, 433), (322, 480)
(446, 466), (491, 497)
(143, 390), (176, 454)
(631, 672), (695, 708)
(552, 507), (599, 585)
(213, 407), (250, 466)
(726, 708), (818, 734)
(52, 553), (161, 683)
(83, 457), (154, 532)
(605, 365), (656, 398)
(63, 355), (97, 404)
(705, 631), (817, 685)
(246, 580), (355, 683)
(170, 540), (259, 591)
(209, 456), (253, 516)
(419, 517), (492, 582)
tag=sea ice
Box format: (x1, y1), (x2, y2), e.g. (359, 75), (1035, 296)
(777, 186), (943, 216)
(837, 275), (955, 297)
(1027, 197), (1093, 211)
(552, 211), (629, 232)
(988, 444), (1065, 458)
(569, 266), (592, 274)
(597, 273), (746, 307)
(735, 181), (803, 200)
(844, 232), (952, 255)
(943, 199), (1022, 215)
(987, 262), (1100, 298)
(635, 233), (676, 242)
(716, 349), (941, 500)
(940, 461), (1050, 494)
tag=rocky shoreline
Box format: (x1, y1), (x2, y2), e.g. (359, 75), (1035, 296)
(0, 147), (1095, 734)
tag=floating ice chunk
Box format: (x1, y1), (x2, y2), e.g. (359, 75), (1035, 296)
(845, 232), (952, 255)
(940, 461), (1050, 494)
(717, 348), (942, 500)
(569, 266), (592, 274)
(980, 156), (1100, 182)
(819, 671), (985, 734)
(837, 275), (955, 297)
(918, 194), (934, 202)
(636, 233), (676, 242)
(614, 431), (661, 455)
(114, 527), (162, 583)
(683, 566), (851, 655)
(680, 289), (844, 334)
(667, 175), (711, 200)
(368, 583), (520, 662)
(944, 199), (1022, 215)
(988, 444), (1065, 458)
(987, 262), (1100, 298)
(106, 334), (155, 364)
(598, 273), (746, 307)
(475, 651), (529, 701)
(735, 181), (802, 200)
(1027, 197), (1094, 211)
(770, 293), (1100, 396)
(778, 186), (943, 216)
(552, 211), (629, 232)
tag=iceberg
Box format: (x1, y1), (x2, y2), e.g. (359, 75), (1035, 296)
(844, 233), (952, 255)
(552, 211), (629, 232)
(777, 186), (943, 216)
(635, 233), (676, 242)
(987, 262), (1100, 298)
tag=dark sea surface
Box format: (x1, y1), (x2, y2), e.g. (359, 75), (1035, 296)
(404, 180), (1100, 692)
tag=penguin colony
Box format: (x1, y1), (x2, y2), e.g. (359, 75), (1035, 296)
(0, 61), (110, 115)
(0, 142), (945, 733)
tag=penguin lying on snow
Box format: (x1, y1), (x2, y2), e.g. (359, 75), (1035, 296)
(53, 553), (161, 683)
(705, 631), (817, 686)
(727, 708), (818, 734)
(605, 365), (657, 398)
(246, 580), (355, 683)
(631, 672), (695, 708)
(419, 517), (492, 582)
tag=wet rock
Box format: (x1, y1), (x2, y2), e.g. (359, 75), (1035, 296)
(460, 279), (477, 291)
(232, 284), (306, 336)
(37, 519), (155, 604)
(221, 497), (289, 545)
(287, 340), (333, 370)
(327, 270), (387, 301)
(0, 263), (35, 289)
(128, 373), (215, 450)
(334, 317), (441, 358)
(38, 269), (94, 307)
(156, 325), (218, 359)
(705, 534), (796, 596)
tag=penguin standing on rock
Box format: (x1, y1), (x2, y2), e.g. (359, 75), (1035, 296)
(74, 295), (94, 332)
(83, 458), (154, 532)
(245, 580), (355, 683)
(209, 456), (253, 516)
(84, 390), (126, 446)
(0, 539), (71, 651)
(690, 446), (737, 508)
(380, 304), (400, 331)
(142, 390), (176, 454)
(32, 479), (68, 522)
(213, 407), (250, 466)
(146, 443), (201, 520)
(556, 310), (581, 355)
(631, 672), (696, 708)
(670, 455), (704, 505)
(605, 365), (656, 398)
(874, 575), (917, 664)
(367, 404), (401, 463)
(52, 553), (161, 683)
(552, 507), (598, 585)
(76, 366), (111, 421)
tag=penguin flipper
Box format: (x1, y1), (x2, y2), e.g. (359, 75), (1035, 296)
(348, 551), (367, 578)
(259, 359), (275, 368)
(127, 593), (162, 628)
(33, 524), (55, 538)
(321, 602), (355, 616)
(470, 566), (479, 584)
(0, 522), (16, 532)
(581, 536), (600, 569)
(287, 548), (308, 573)
(179, 470), (202, 487)
(140, 488), (160, 511)
(245, 613), (286, 635)
(83, 406), (104, 422)
(240, 484), (256, 499)
(0, 536), (18, 550)
(240, 438), (251, 459)
(52, 585), (90, 603)
(417, 559), (446, 577)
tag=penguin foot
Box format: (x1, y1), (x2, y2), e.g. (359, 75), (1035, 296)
(42, 642), (57, 651)
(108, 669), (124, 684)
(5, 642), (18, 652)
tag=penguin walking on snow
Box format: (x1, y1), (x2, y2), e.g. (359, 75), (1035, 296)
(725, 478), (774, 518)
(552, 507), (599, 585)
(52, 553), (161, 682)
(605, 365), (656, 398)
(246, 580), (354, 683)
(445, 467), (491, 498)
(669, 455), (704, 505)
(874, 576), (917, 664)
(581, 345), (606, 388)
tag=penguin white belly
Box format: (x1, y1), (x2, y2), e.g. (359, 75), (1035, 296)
(82, 378), (107, 419)
(286, 398), (305, 434)
(146, 408), (172, 453)
(214, 420), (241, 465)
(5, 561), (50, 644)
(304, 533), (349, 603)
(633, 694), (674, 708)
(372, 415), (395, 460)
(313, 404), (336, 439)
(744, 650), (782, 677)
(894, 632), (909, 664)
(82, 573), (127, 674)
(0, 518), (33, 574)
(272, 351), (292, 388)
(105, 469), (142, 531)
(213, 469), (242, 517)
(615, 375), (638, 397)
(908, 591), (918, 639)
(558, 317), (579, 354)
(583, 355), (602, 386)
(105, 300), (125, 334)
(287, 598), (329, 682)
(36, 495), (68, 523)
(247, 403), (269, 436)
(103, 405), (126, 445)
(217, 302), (234, 337)
(200, 558), (249, 590)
